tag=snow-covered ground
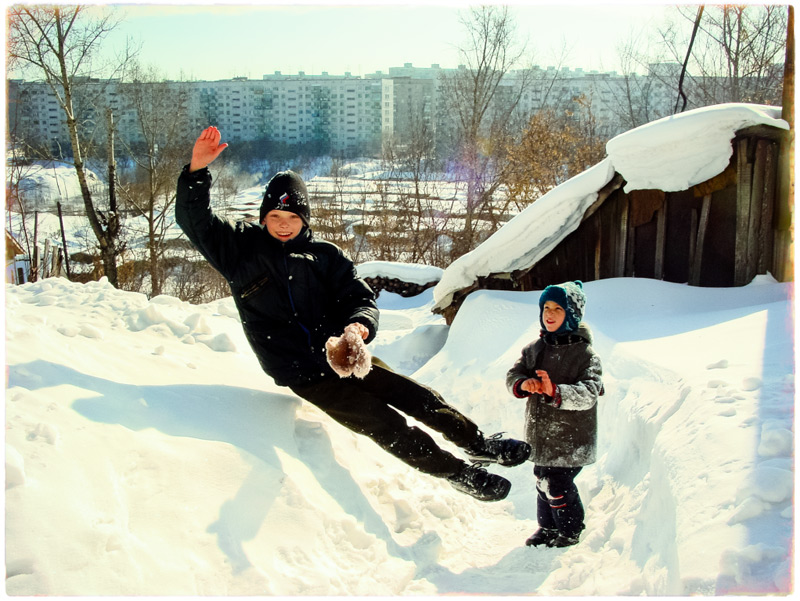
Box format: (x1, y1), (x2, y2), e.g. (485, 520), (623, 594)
(6, 158), (479, 273)
(5, 274), (793, 595)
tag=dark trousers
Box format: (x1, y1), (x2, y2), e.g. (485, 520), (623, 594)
(290, 358), (480, 477)
(534, 465), (585, 537)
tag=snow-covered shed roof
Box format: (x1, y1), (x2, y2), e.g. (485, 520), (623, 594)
(432, 103), (789, 313)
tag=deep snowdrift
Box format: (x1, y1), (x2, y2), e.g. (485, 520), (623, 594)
(5, 276), (794, 595)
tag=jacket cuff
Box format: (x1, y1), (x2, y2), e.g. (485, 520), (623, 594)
(551, 385), (562, 408)
(181, 164), (212, 184)
(512, 379), (531, 398)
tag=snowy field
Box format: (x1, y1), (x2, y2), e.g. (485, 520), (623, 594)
(5, 274), (793, 595)
(6, 158), (478, 263)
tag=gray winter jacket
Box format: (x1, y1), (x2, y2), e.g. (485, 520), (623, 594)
(506, 323), (602, 467)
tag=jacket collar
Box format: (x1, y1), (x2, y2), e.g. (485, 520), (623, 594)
(541, 322), (593, 345)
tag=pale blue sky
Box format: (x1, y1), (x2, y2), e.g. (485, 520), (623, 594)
(85, 2), (679, 81)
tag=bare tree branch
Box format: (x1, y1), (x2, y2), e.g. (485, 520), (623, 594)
(8, 6), (138, 286)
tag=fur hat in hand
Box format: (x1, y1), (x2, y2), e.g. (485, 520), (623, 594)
(260, 170), (310, 225)
(539, 280), (587, 334)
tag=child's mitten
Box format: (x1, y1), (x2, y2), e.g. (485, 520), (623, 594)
(325, 324), (372, 379)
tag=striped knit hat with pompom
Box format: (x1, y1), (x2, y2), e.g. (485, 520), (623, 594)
(539, 280), (587, 334)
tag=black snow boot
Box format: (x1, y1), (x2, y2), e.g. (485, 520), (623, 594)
(466, 433), (531, 467)
(525, 528), (559, 547)
(551, 532), (581, 547)
(447, 464), (511, 501)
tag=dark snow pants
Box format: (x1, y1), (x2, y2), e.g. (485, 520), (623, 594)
(290, 357), (480, 478)
(534, 465), (585, 537)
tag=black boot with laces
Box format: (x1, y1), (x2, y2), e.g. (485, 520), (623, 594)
(466, 433), (531, 467)
(446, 463), (511, 501)
(525, 527), (559, 547)
(551, 532), (581, 547)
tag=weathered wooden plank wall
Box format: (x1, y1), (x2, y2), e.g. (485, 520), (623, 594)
(437, 129), (788, 324)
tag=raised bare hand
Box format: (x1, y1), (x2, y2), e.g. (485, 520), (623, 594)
(189, 126), (228, 172)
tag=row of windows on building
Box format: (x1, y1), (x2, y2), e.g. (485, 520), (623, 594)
(9, 65), (680, 151)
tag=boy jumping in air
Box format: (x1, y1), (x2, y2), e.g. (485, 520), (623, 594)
(176, 127), (531, 502)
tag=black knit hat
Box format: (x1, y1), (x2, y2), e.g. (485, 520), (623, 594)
(539, 280), (587, 334)
(260, 170), (310, 225)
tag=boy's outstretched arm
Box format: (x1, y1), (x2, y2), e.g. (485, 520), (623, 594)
(189, 126), (228, 172)
(176, 127), (240, 276)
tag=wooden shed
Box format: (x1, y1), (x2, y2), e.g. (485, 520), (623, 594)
(6, 230), (28, 285)
(434, 120), (792, 325)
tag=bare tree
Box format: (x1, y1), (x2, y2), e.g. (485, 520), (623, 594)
(8, 5), (136, 286)
(5, 95), (42, 282)
(603, 36), (669, 131)
(439, 5), (533, 257)
(313, 159), (352, 252)
(659, 5), (787, 106)
(117, 63), (193, 296)
(381, 94), (446, 264)
(5, 159), (41, 283)
(168, 244), (230, 304)
(608, 5), (786, 134)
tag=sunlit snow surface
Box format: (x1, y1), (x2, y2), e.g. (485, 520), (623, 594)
(5, 274), (793, 595)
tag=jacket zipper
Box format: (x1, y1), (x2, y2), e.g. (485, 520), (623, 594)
(283, 253), (313, 348)
(533, 391), (542, 460)
(532, 347), (543, 460)
(240, 274), (270, 299)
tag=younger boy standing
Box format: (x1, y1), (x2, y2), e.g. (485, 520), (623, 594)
(506, 281), (603, 547)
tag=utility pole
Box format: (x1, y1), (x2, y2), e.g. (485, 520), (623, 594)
(776, 5), (794, 281)
(57, 201), (71, 280)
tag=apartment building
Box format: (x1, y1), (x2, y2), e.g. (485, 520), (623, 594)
(7, 62), (684, 157)
(7, 81), (62, 142)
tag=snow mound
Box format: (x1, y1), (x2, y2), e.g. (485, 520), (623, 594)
(5, 276), (793, 595)
(13, 161), (105, 211)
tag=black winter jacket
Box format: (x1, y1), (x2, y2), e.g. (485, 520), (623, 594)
(176, 166), (379, 387)
(506, 323), (602, 467)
